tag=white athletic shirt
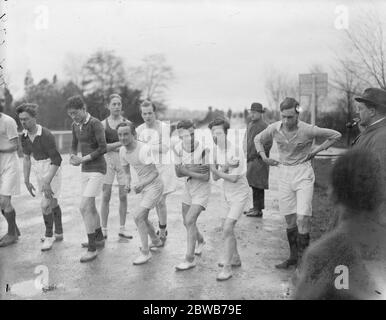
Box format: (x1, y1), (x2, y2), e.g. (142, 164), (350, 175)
(136, 120), (172, 165)
(0, 113), (18, 163)
(214, 142), (249, 192)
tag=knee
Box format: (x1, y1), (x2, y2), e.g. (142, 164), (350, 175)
(134, 212), (145, 225)
(118, 192), (127, 203)
(0, 197), (11, 211)
(102, 189), (112, 203)
(185, 216), (195, 228)
(297, 216), (311, 233)
(41, 199), (51, 215)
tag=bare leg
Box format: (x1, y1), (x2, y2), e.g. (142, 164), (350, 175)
(100, 184), (112, 229)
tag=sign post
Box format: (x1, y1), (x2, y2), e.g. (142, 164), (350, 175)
(299, 73), (328, 125)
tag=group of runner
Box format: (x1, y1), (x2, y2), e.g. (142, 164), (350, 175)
(0, 92), (342, 282)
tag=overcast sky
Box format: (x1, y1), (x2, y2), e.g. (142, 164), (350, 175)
(3, 0), (386, 111)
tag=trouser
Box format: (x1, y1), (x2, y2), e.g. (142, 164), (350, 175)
(252, 187), (264, 211)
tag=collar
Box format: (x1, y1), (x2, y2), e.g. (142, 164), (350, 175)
(75, 113), (91, 126)
(368, 117), (386, 127)
(23, 124), (42, 137)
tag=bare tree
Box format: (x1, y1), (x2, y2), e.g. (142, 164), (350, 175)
(81, 50), (127, 99)
(265, 67), (298, 111)
(63, 53), (86, 89)
(129, 54), (174, 102)
(340, 11), (386, 89)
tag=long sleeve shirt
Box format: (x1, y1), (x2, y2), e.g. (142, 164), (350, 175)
(21, 125), (62, 166)
(71, 113), (107, 174)
(254, 120), (342, 166)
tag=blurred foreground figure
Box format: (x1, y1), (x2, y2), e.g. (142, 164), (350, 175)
(294, 150), (386, 300)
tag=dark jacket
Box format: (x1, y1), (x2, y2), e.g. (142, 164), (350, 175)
(245, 119), (272, 189)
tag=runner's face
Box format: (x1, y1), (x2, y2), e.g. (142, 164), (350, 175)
(210, 125), (226, 146)
(18, 111), (36, 131)
(109, 98), (122, 117)
(178, 128), (194, 149)
(67, 108), (86, 124)
(118, 126), (135, 146)
(281, 108), (298, 130)
(141, 106), (156, 125)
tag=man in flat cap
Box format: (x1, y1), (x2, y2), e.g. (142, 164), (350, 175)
(254, 97), (341, 269)
(243, 103), (271, 218)
(352, 87), (386, 225)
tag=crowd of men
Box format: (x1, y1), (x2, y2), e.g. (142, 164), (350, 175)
(1, 87), (386, 298)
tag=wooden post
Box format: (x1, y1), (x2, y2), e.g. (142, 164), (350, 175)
(311, 75), (317, 125)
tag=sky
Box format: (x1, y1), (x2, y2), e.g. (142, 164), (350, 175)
(2, 0), (386, 111)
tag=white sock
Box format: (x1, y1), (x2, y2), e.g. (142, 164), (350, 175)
(102, 227), (108, 236)
(119, 225), (125, 232)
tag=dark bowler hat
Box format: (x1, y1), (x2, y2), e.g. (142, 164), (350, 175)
(355, 88), (386, 110)
(250, 102), (265, 113)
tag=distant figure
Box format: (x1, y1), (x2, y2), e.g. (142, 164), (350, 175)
(352, 88), (386, 225)
(209, 118), (249, 281)
(254, 97), (341, 269)
(100, 94), (132, 240)
(17, 103), (64, 252)
(244, 102), (271, 218)
(136, 100), (177, 244)
(173, 120), (210, 271)
(294, 150), (385, 300)
(67, 95), (107, 263)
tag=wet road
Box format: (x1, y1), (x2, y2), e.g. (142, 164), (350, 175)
(1, 135), (295, 300)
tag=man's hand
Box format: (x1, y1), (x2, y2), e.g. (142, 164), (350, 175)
(25, 181), (36, 197)
(187, 165), (209, 174)
(70, 154), (82, 166)
(41, 181), (54, 200)
(133, 183), (144, 194)
(124, 183), (131, 193)
(263, 158), (280, 166)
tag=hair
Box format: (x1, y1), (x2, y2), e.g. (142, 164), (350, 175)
(16, 103), (39, 118)
(140, 100), (156, 112)
(208, 117), (230, 135)
(116, 121), (136, 136)
(330, 149), (381, 213)
(108, 94), (122, 104)
(280, 97), (300, 113)
(0, 104), (3, 113)
(176, 119), (195, 130)
(65, 95), (85, 110)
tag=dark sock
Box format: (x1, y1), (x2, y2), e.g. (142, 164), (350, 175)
(4, 210), (17, 236)
(43, 213), (54, 237)
(95, 227), (104, 241)
(87, 233), (96, 252)
(159, 223), (167, 229)
(52, 205), (63, 234)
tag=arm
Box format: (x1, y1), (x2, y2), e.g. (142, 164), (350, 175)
(106, 141), (122, 152)
(0, 137), (18, 153)
(178, 165), (210, 181)
(45, 132), (62, 184)
(81, 120), (107, 164)
(254, 125), (280, 166)
(306, 127), (342, 160)
(23, 154), (36, 197)
(122, 164), (131, 192)
(210, 165), (239, 183)
(70, 125), (78, 156)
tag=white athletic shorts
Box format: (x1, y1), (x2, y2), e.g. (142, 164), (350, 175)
(104, 152), (126, 185)
(156, 164), (177, 195)
(223, 177), (250, 221)
(139, 178), (164, 210)
(81, 172), (104, 197)
(0, 153), (20, 196)
(278, 161), (315, 217)
(182, 178), (211, 210)
(31, 158), (62, 198)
